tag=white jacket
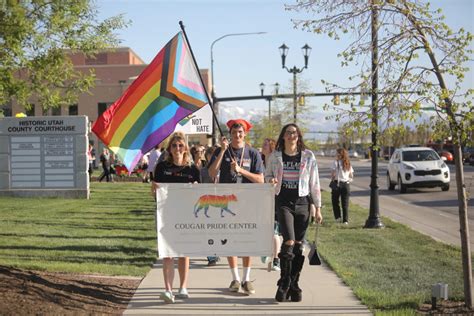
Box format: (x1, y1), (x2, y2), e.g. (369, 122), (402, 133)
(264, 149), (321, 207)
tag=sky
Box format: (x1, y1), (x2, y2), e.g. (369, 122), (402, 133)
(96, 0), (473, 139)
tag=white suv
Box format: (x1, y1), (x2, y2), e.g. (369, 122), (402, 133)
(387, 147), (450, 193)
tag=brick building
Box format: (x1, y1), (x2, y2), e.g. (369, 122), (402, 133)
(6, 47), (212, 153)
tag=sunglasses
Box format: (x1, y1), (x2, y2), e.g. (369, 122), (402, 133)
(285, 130), (298, 136)
(171, 143), (185, 148)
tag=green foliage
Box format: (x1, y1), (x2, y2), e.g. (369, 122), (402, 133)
(379, 123), (432, 147)
(0, 0), (129, 111)
(286, 0), (473, 146)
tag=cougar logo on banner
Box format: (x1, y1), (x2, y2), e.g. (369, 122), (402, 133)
(194, 194), (238, 218)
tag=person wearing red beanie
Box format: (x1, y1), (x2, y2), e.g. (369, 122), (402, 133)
(208, 118), (264, 295)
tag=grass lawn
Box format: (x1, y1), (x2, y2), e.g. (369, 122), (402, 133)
(0, 182), (157, 276)
(311, 191), (468, 315)
(0, 182), (469, 314)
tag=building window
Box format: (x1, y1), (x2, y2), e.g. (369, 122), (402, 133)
(98, 102), (112, 116)
(25, 104), (35, 116)
(69, 104), (78, 116)
(86, 53), (107, 65)
(52, 107), (61, 116)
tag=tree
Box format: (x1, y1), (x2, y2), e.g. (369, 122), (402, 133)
(0, 0), (128, 112)
(378, 122), (432, 148)
(287, 0), (473, 308)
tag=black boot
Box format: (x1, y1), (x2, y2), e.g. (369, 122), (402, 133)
(287, 243), (305, 302)
(275, 243), (294, 302)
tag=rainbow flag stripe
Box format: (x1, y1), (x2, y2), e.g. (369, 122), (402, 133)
(92, 32), (207, 171)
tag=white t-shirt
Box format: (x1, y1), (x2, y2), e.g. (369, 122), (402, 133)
(331, 160), (354, 183)
(147, 149), (161, 172)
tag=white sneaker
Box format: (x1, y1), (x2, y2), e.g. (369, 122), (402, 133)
(176, 288), (189, 299)
(160, 290), (175, 303)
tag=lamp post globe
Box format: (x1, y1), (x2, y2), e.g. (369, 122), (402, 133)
(279, 43), (311, 123)
(259, 82), (265, 96)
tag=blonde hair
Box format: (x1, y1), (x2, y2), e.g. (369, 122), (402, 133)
(165, 132), (192, 165)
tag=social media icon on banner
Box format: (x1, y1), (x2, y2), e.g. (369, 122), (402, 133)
(208, 239), (214, 245)
(221, 239), (227, 245)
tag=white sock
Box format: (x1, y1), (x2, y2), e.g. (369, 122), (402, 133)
(230, 267), (240, 282)
(242, 267), (251, 282)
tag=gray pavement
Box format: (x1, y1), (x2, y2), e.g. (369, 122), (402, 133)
(124, 258), (372, 315)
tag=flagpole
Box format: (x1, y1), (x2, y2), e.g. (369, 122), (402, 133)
(179, 21), (224, 140)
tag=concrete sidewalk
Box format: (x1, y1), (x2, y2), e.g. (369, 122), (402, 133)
(124, 258), (372, 315)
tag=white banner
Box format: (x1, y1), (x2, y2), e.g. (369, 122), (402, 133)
(156, 183), (274, 258)
(174, 104), (213, 134)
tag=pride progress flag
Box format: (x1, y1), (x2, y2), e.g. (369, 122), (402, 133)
(92, 32), (208, 172)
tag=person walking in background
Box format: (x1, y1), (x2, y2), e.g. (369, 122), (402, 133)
(199, 145), (221, 266)
(200, 146), (217, 184)
(91, 146), (97, 169)
(330, 148), (354, 224)
(260, 138), (281, 272)
(139, 152), (149, 183)
(147, 145), (161, 181)
(265, 123), (323, 302)
(151, 132), (201, 304)
(192, 145), (207, 170)
(208, 119), (264, 295)
(87, 143), (94, 181)
(261, 138), (276, 167)
(98, 148), (111, 182)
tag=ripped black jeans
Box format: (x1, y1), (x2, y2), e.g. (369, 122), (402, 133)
(276, 196), (310, 243)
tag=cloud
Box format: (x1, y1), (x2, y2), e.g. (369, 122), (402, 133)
(218, 103), (265, 122)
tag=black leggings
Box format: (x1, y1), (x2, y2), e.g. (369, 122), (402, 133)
(276, 197), (310, 242)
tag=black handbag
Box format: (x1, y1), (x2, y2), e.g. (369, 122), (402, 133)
(329, 180), (338, 190)
(308, 223), (322, 265)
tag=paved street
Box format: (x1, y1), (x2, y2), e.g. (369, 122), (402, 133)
(316, 156), (474, 248)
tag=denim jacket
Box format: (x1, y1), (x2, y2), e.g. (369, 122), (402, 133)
(264, 149), (321, 207)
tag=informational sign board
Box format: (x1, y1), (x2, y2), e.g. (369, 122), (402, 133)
(174, 104), (213, 135)
(0, 116), (89, 198)
(156, 183), (274, 258)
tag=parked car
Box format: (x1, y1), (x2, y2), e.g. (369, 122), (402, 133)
(463, 147), (474, 165)
(438, 150), (454, 163)
(387, 147), (450, 193)
(381, 146), (396, 160)
(348, 150), (359, 158)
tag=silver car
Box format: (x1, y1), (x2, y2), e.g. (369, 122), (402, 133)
(387, 147), (450, 193)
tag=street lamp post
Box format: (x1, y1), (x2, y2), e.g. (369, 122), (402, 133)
(279, 43), (311, 124)
(210, 32), (266, 144)
(260, 82), (280, 121)
(364, 0), (384, 229)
